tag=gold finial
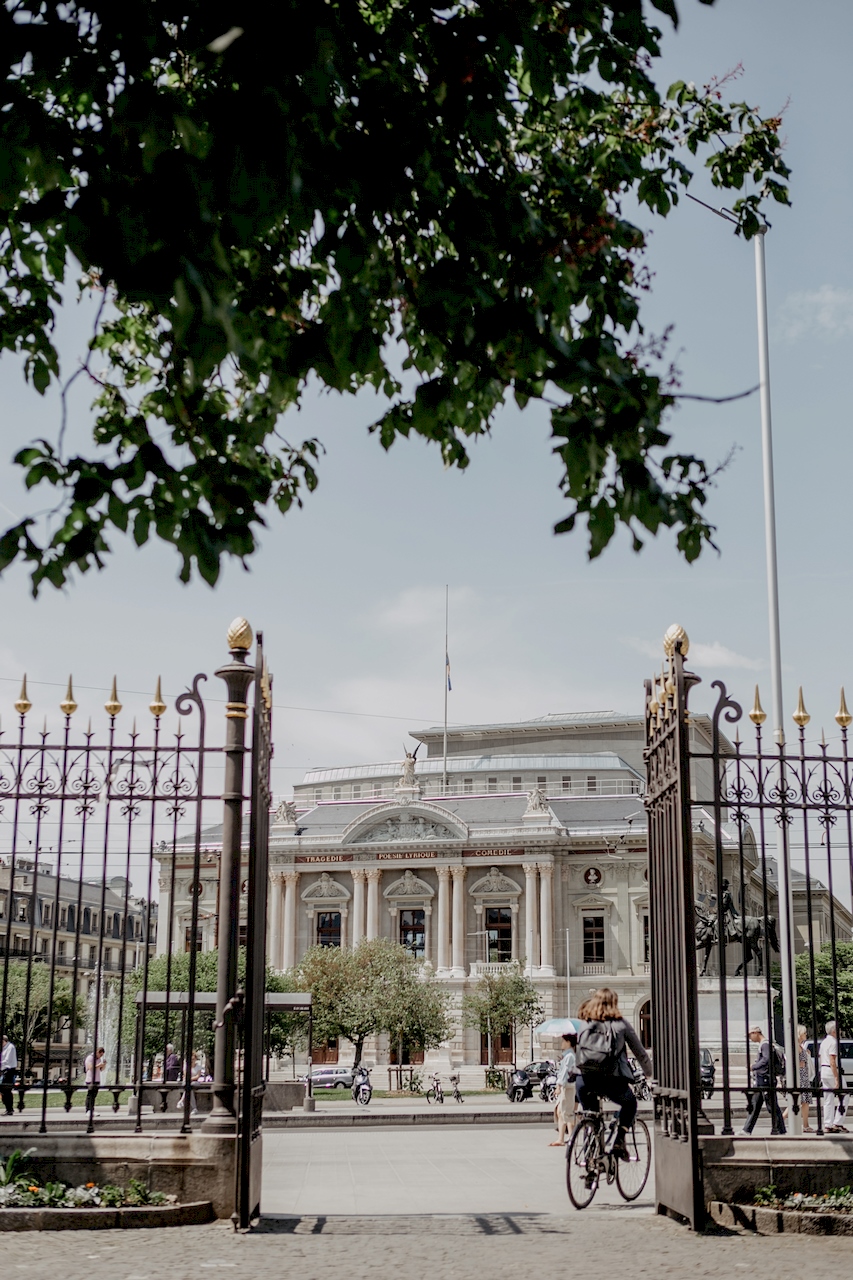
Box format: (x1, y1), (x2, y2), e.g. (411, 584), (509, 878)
(792, 686), (810, 729)
(648, 675), (660, 720)
(663, 623), (689, 658)
(105, 676), (122, 717)
(149, 677), (167, 719)
(60, 676), (77, 717)
(227, 617), (253, 651)
(14, 675), (31, 716)
(749, 685), (766, 726)
(836, 687), (852, 730)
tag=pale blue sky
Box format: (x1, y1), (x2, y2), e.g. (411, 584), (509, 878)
(1, 0), (852, 805)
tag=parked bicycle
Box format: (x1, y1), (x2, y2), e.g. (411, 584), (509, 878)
(565, 1103), (651, 1209)
(449, 1072), (463, 1104)
(425, 1072), (444, 1104)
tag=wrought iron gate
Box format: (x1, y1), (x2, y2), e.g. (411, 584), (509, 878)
(644, 626), (704, 1228)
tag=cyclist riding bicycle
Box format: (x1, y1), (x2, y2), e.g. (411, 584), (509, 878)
(574, 988), (652, 1161)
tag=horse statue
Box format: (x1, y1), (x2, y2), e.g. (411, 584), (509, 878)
(694, 906), (779, 977)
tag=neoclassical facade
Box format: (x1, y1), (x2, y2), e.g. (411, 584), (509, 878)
(157, 710), (851, 1067)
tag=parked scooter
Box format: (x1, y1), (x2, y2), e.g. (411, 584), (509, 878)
(539, 1067), (558, 1103)
(506, 1066), (533, 1103)
(352, 1065), (372, 1106)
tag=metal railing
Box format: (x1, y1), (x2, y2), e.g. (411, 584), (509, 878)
(299, 777), (644, 805)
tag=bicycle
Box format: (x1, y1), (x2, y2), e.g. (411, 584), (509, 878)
(449, 1073), (464, 1104)
(425, 1072), (444, 1104)
(565, 1104), (651, 1210)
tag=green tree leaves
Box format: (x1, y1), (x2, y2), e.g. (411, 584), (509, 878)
(0, 2), (791, 590)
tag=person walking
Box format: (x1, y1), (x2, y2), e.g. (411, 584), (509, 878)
(549, 1029), (578, 1147)
(164, 1043), (180, 1082)
(573, 988), (652, 1160)
(797, 1025), (814, 1132)
(740, 1025), (785, 1135)
(1, 1036), (18, 1116)
(84, 1046), (106, 1113)
(819, 1020), (845, 1133)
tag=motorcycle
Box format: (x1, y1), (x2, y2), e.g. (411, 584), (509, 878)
(506, 1067), (533, 1103)
(539, 1069), (558, 1103)
(352, 1065), (372, 1106)
(699, 1049), (717, 1100)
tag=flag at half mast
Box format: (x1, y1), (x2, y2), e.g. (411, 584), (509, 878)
(445, 652), (452, 692)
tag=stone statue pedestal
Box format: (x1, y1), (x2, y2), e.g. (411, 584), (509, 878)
(394, 784), (422, 804)
(697, 976), (779, 1051)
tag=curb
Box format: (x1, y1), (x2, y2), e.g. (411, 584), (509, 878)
(262, 1108), (555, 1128)
(709, 1201), (853, 1236)
(0, 1200), (215, 1232)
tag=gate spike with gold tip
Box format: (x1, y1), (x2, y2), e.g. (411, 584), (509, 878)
(149, 677), (167, 719)
(792, 686), (810, 729)
(14, 675), (31, 716)
(105, 676), (122, 718)
(749, 685), (766, 727)
(836, 687), (852, 730)
(60, 676), (77, 717)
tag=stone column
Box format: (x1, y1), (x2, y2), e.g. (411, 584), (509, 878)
(156, 879), (171, 955)
(424, 905), (433, 966)
(282, 870), (299, 970)
(268, 872), (283, 970)
(511, 901), (520, 962)
(340, 906), (349, 951)
(437, 867), (451, 972)
(366, 869), (381, 939)
(451, 865), (466, 976)
(523, 863), (539, 975)
(351, 868), (365, 948)
(538, 862), (555, 975)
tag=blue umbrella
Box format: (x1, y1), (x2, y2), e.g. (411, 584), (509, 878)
(535, 1017), (585, 1037)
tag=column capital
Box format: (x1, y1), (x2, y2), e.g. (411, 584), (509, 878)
(522, 862), (538, 876)
(450, 864), (466, 881)
(283, 869), (299, 886)
(436, 864), (451, 882)
(351, 866), (366, 882)
(366, 868), (382, 884)
(537, 861), (553, 877)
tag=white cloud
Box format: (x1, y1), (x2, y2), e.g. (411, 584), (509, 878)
(626, 637), (761, 671)
(774, 284), (853, 343)
(372, 585), (474, 632)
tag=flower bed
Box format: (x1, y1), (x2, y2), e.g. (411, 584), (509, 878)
(0, 1148), (171, 1211)
(753, 1184), (853, 1214)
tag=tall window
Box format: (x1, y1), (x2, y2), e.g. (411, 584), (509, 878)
(642, 915), (650, 964)
(583, 915), (605, 964)
(512, 776), (522, 792)
(57, 939), (66, 962)
(537, 775), (547, 792)
(487, 777), (498, 793)
(586, 775), (596, 793)
(317, 911), (341, 948)
(82, 907), (91, 934)
(314, 788), (322, 804)
(333, 786), (342, 800)
(185, 925), (203, 952)
(486, 907), (512, 962)
(400, 909), (425, 958)
(562, 776), (572, 794)
(353, 784), (361, 799)
(463, 777), (473, 793)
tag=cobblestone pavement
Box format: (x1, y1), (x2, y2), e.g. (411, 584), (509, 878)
(1, 1212), (850, 1280)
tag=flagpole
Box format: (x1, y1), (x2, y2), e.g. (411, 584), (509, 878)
(443, 584), (449, 796)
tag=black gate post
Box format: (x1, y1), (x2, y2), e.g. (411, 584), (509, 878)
(203, 618), (254, 1133)
(237, 633), (273, 1227)
(644, 624), (704, 1228)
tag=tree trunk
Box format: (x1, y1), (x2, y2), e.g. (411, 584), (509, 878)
(353, 1036), (365, 1067)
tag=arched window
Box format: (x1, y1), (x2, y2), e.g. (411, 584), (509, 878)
(82, 907), (91, 934)
(113, 912), (121, 937)
(639, 999), (651, 1049)
(66, 905), (75, 933)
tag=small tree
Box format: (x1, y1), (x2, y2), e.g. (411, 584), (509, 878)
(462, 967), (544, 1067)
(0, 962), (85, 1068)
(794, 942), (853, 1038)
(298, 938), (452, 1066)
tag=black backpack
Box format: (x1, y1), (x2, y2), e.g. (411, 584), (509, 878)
(772, 1044), (786, 1078)
(575, 1020), (625, 1074)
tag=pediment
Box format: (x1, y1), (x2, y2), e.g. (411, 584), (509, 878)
(342, 801), (467, 846)
(301, 872), (351, 902)
(470, 867), (521, 897)
(384, 869), (434, 900)
(573, 892), (611, 911)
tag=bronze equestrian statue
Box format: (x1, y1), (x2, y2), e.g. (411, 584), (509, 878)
(694, 899), (779, 977)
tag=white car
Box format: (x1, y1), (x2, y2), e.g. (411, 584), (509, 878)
(299, 1066), (354, 1090)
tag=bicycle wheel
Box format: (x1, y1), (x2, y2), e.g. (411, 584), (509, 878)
(615, 1118), (651, 1201)
(566, 1117), (600, 1210)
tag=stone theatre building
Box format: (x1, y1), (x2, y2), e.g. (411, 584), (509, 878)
(158, 709), (851, 1069)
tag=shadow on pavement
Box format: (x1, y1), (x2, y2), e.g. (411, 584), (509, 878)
(252, 1213), (580, 1235)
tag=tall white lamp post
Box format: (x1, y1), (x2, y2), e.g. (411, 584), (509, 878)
(688, 198), (799, 1132)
